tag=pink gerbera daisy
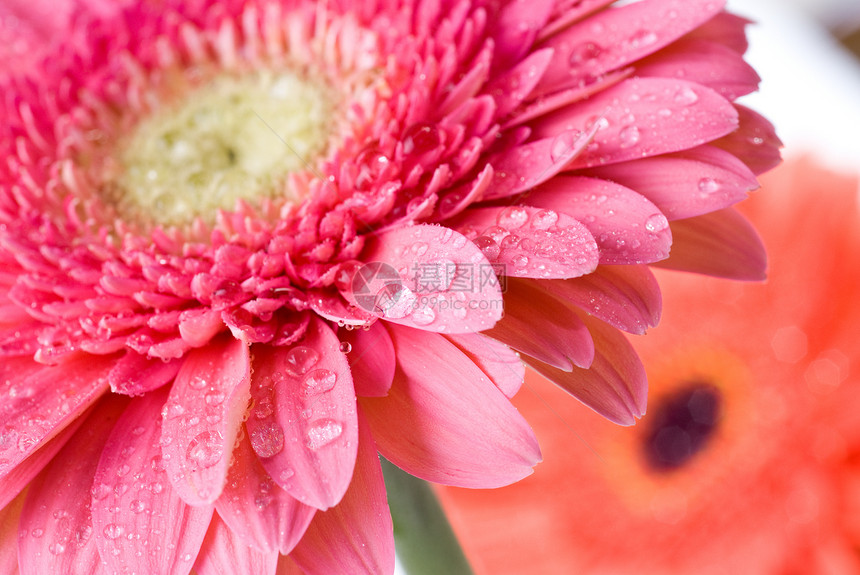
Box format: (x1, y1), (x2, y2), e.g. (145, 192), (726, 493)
(0, 0), (778, 573)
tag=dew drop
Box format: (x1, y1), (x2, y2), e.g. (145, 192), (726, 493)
(410, 242), (429, 257)
(91, 482), (111, 501)
(403, 124), (442, 157)
(339, 341), (352, 353)
(550, 130), (583, 162)
(697, 177), (721, 194)
(497, 206), (529, 229)
(188, 375), (208, 390)
(411, 305), (437, 326)
(306, 420), (344, 450)
(568, 41), (603, 66)
(531, 210), (559, 230)
(284, 346), (320, 377)
(204, 390), (225, 406)
(49, 542), (66, 555)
(511, 254), (530, 269)
(103, 524), (125, 540)
(626, 29), (658, 48)
(645, 213), (669, 232)
(473, 235), (501, 260)
(31, 528), (44, 538)
(674, 87), (699, 105)
(619, 125), (641, 148)
(250, 421), (285, 458)
(129, 499), (149, 514)
(303, 369), (337, 395)
(185, 431), (224, 469)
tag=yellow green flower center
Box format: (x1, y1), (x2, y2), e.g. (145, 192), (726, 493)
(107, 69), (336, 227)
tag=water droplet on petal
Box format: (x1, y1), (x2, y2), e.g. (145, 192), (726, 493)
(531, 210), (559, 230)
(473, 236), (501, 260)
(511, 254), (530, 269)
(306, 420), (344, 450)
(103, 524), (125, 540)
(619, 125), (641, 148)
(303, 369), (337, 395)
(339, 341), (352, 353)
(204, 391), (225, 406)
(626, 29), (658, 48)
(186, 431), (224, 469)
(250, 421), (285, 458)
(550, 131), (583, 162)
(697, 177), (721, 194)
(497, 206), (529, 229)
(284, 346), (320, 377)
(674, 87), (699, 105)
(411, 305), (436, 326)
(130, 499), (149, 514)
(645, 213), (669, 232)
(569, 41), (603, 66)
(188, 375), (208, 390)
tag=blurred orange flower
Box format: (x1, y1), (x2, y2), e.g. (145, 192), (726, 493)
(438, 158), (860, 574)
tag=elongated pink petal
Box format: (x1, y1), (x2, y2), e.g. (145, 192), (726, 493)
(655, 207), (767, 280)
(247, 316), (358, 510)
(445, 333), (525, 398)
(525, 314), (647, 425)
(528, 176), (672, 265)
(92, 387), (214, 575)
(0, 490), (25, 575)
(215, 430), (316, 555)
(0, 409), (85, 510)
(714, 104), (783, 175)
(637, 38), (760, 100)
(361, 325), (541, 487)
(341, 322), (395, 398)
(537, 264), (662, 335)
(161, 336), (251, 506)
(275, 556), (304, 575)
(485, 48), (554, 118)
(485, 278), (594, 371)
(0, 353), (113, 484)
(537, 0), (725, 94)
(538, 0), (619, 42)
(451, 205), (599, 279)
(583, 145), (758, 220)
(348, 225), (503, 333)
(289, 408), (394, 575)
(109, 351), (182, 396)
(533, 78), (739, 167)
(491, 0), (554, 70)
(194, 514), (278, 575)
(18, 396), (128, 575)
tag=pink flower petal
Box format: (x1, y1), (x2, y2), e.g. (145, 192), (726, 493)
(348, 225), (503, 333)
(18, 395), (128, 575)
(289, 408), (394, 575)
(361, 325), (541, 488)
(532, 77), (739, 167)
(307, 289), (374, 328)
(537, 0), (725, 95)
(246, 316), (358, 510)
(537, 264), (662, 335)
(445, 333), (525, 398)
(275, 556), (304, 575)
(215, 430), (316, 555)
(538, 0), (617, 42)
(485, 48), (554, 118)
(491, 0), (555, 70)
(636, 38), (760, 101)
(451, 206), (599, 279)
(485, 278), (594, 371)
(654, 207), (767, 280)
(715, 104), (783, 175)
(582, 145), (758, 220)
(341, 322), (395, 398)
(525, 314), (648, 426)
(92, 387), (214, 575)
(0, 493), (24, 573)
(0, 353), (113, 485)
(528, 176), (672, 264)
(481, 125), (597, 201)
(687, 12), (751, 54)
(162, 336), (251, 506)
(193, 514), (278, 575)
(109, 351), (183, 396)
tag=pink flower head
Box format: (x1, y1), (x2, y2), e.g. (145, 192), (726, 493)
(0, 0), (779, 573)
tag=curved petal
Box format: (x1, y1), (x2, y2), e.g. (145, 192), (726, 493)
(484, 277), (594, 371)
(0, 490), (25, 574)
(525, 314), (647, 425)
(347, 225), (503, 333)
(109, 351), (182, 396)
(714, 104), (782, 175)
(537, 0), (725, 94)
(193, 514), (278, 575)
(215, 430), (316, 555)
(445, 333), (525, 398)
(361, 325), (541, 488)
(0, 353), (113, 484)
(341, 321), (395, 398)
(450, 205), (599, 279)
(18, 395), (128, 575)
(532, 77), (739, 167)
(536, 264), (662, 335)
(582, 145), (759, 220)
(246, 316), (358, 510)
(289, 408), (394, 575)
(92, 387), (214, 575)
(655, 207), (767, 280)
(528, 176), (672, 264)
(162, 336), (251, 506)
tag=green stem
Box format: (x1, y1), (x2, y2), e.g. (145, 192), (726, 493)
(381, 458), (475, 575)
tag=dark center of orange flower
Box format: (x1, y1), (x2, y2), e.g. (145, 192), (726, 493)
(644, 383), (721, 471)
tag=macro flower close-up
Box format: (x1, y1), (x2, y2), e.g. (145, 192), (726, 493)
(438, 158), (860, 574)
(0, 0), (778, 572)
